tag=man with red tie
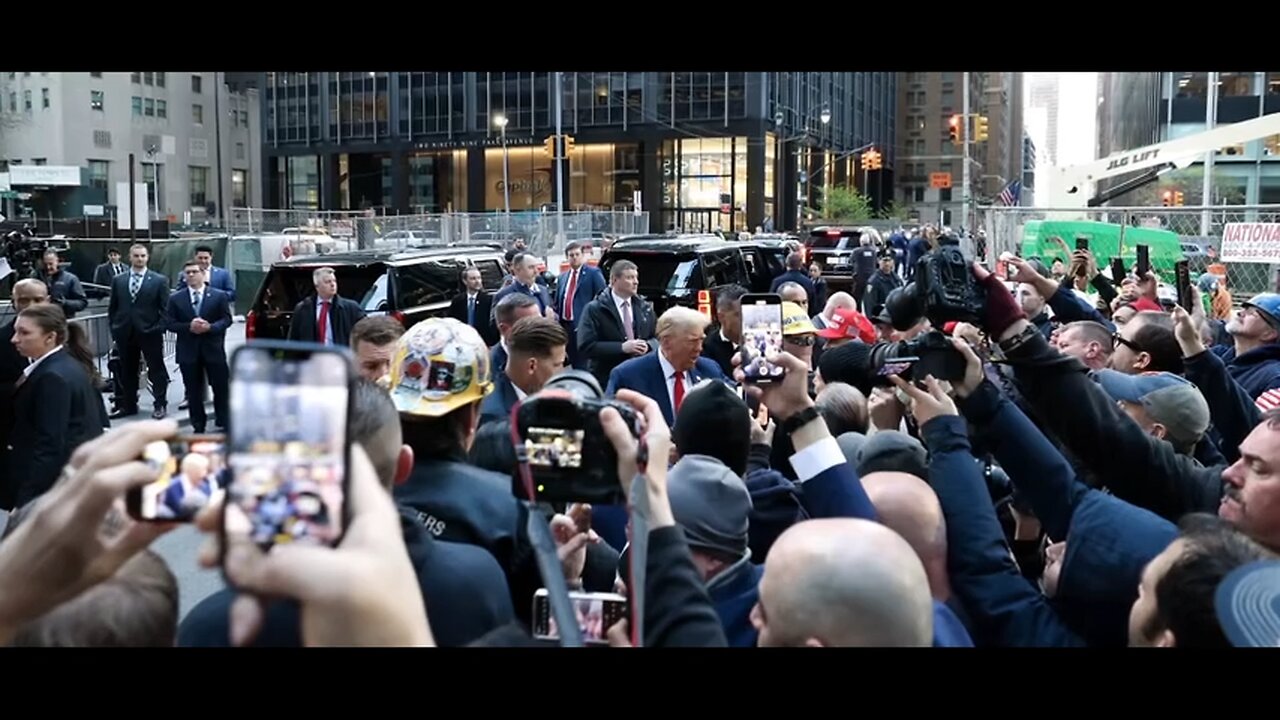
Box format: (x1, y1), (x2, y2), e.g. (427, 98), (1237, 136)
(605, 306), (728, 428)
(554, 241), (606, 370)
(287, 267), (367, 347)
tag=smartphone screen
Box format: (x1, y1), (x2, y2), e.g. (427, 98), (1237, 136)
(224, 344), (353, 552)
(740, 294), (785, 383)
(532, 590), (628, 645)
(1135, 244), (1150, 279)
(128, 435), (226, 522)
(1075, 237), (1089, 251)
(877, 357), (920, 377)
(1111, 257), (1126, 284)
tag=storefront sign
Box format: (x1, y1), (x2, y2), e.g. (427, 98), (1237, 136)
(496, 169), (552, 199)
(9, 165), (82, 187)
(1221, 222), (1280, 263)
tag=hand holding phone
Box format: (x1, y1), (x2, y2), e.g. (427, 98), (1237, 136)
(1135, 244), (1151, 279)
(739, 294), (786, 384)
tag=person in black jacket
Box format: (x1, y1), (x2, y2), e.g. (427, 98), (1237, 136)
(287, 266), (366, 347)
(0, 279), (51, 510)
(178, 378), (515, 647)
(701, 284), (747, 377)
(108, 243), (171, 420)
(90, 247), (126, 299)
(447, 266), (497, 346)
(37, 250), (88, 319)
(8, 304), (107, 507)
(768, 252), (817, 310)
(577, 260), (658, 387)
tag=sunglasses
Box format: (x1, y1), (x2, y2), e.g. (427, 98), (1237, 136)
(1112, 332), (1143, 353)
(785, 335), (816, 347)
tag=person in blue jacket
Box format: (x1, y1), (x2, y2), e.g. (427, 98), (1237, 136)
(1212, 293), (1280, 400)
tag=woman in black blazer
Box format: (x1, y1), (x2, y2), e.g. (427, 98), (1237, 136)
(8, 304), (109, 507)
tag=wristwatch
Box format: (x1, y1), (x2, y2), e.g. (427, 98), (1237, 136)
(779, 406), (821, 436)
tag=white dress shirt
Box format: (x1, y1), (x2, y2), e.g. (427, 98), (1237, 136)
(657, 350), (692, 415)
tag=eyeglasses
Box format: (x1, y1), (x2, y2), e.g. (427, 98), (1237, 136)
(1112, 332), (1143, 353)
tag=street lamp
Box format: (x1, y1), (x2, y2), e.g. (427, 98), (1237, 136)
(494, 114), (510, 217)
(820, 105), (831, 125)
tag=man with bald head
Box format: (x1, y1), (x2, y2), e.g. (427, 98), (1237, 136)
(751, 518), (934, 647)
(0, 278), (51, 509)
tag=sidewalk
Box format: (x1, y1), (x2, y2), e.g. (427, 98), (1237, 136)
(108, 320), (247, 431)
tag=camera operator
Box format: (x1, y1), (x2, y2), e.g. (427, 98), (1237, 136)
(37, 249), (88, 320)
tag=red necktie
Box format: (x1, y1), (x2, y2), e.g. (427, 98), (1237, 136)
(564, 269), (578, 321)
(673, 372), (685, 412)
(317, 300), (330, 344)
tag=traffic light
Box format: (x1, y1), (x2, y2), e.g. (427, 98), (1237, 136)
(544, 136), (556, 157)
(564, 135), (575, 155)
(1174, 190), (1185, 206)
(948, 115), (961, 145)
(974, 115), (989, 142)
(869, 150), (882, 170)
(1161, 190), (1173, 207)
(861, 149), (882, 171)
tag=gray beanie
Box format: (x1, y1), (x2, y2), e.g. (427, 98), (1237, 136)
(856, 431), (930, 479)
(667, 454), (753, 560)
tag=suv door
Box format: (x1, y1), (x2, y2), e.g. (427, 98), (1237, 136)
(248, 263), (390, 340)
(393, 257), (467, 330)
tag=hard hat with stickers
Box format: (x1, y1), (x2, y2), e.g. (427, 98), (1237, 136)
(385, 317), (493, 417)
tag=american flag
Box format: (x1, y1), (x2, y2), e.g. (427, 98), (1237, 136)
(1258, 388), (1280, 413)
(997, 180), (1022, 206)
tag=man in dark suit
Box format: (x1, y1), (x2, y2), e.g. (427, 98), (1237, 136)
(448, 266), (496, 346)
(108, 243), (171, 420)
(174, 244), (237, 305)
(0, 279), (50, 510)
(490, 252), (555, 333)
(555, 241), (606, 371)
(91, 247), (126, 299)
(577, 259), (658, 388)
(769, 251), (818, 311)
(478, 316), (567, 427)
(702, 284), (748, 377)
(490, 293), (542, 389)
(287, 266), (366, 347)
(166, 259), (233, 433)
(606, 306), (728, 428)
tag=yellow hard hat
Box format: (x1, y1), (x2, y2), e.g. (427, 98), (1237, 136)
(386, 317), (493, 417)
(782, 301), (816, 336)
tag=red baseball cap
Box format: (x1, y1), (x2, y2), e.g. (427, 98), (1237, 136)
(818, 307), (877, 343)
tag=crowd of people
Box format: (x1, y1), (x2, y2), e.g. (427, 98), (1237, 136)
(1, 225), (1279, 649)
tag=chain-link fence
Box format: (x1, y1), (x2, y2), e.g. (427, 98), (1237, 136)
(225, 209), (378, 237)
(976, 204), (1280, 299)
(354, 211), (651, 257)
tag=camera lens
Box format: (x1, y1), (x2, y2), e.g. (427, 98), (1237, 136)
(544, 369), (605, 401)
(885, 285), (922, 332)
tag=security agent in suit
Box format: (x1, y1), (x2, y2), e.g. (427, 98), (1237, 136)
(287, 266), (367, 347)
(605, 306), (728, 428)
(0, 280), (50, 510)
(576, 259), (657, 388)
(91, 248), (126, 299)
(166, 260), (233, 433)
(490, 252), (556, 334)
(490, 293), (542, 389)
(554, 241), (606, 371)
(478, 315), (567, 427)
(174, 244), (237, 305)
(448, 266), (497, 346)
(108, 243), (171, 420)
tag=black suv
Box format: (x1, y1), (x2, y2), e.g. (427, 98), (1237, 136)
(246, 245), (506, 340)
(599, 236), (751, 316)
(803, 226), (871, 289)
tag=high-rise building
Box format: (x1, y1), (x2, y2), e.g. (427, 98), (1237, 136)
(1022, 132), (1037, 206)
(980, 72), (1025, 201)
(0, 72), (261, 221)
(1026, 73), (1061, 167)
(255, 72), (897, 233)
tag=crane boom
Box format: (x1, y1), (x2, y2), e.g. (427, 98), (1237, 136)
(1047, 111), (1280, 209)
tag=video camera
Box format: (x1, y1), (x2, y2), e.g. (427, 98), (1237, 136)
(1, 225), (52, 278)
(866, 330), (969, 385)
(513, 370), (641, 505)
(885, 242), (987, 332)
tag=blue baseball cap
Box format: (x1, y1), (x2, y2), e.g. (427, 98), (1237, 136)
(1093, 370), (1210, 448)
(1214, 560), (1280, 647)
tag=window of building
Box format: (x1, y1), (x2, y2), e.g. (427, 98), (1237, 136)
(1269, 73), (1280, 96)
(239, 110), (248, 127)
(191, 74), (202, 94)
(1218, 72), (1253, 98)
(156, 99), (166, 118)
(142, 162), (163, 211)
(132, 96), (142, 116)
(7, 92), (14, 113)
(90, 71), (102, 79)
(235, 142), (245, 160)
(189, 166), (208, 208)
(131, 72), (141, 84)
(155, 72), (165, 88)
(232, 169), (247, 207)
(32, 158), (46, 166)
(23, 90), (31, 111)
(41, 88), (48, 108)
(88, 160), (110, 190)
(144, 98), (154, 116)
(192, 103), (203, 124)
(940, 188), (952, 202)
(908, 114), (925, 132)
(91, 90), (103, 111)
(912, 187), (925, 202)
(144, 72), (153, 86)
(1174, 72), (1208, 98)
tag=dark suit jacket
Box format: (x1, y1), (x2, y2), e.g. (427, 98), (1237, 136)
(166, 286), (234, 365)
(92, 262), (127, 298)
(577, 289), (658, 387)
(176, 266), (237, 303)
(287, 294), (366, 347)
(606, 352), (727, 428)
(109, 269), (171, 339)
(478, 373), (521, 427)
(9, 349), (107, 506)
(553, 265), (607, 324)
(448, 291), (497, 346)
(490, 281), (554, 325)
(701, 325), (737, 377)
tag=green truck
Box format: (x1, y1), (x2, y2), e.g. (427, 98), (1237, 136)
(1020, 220), (1184, 281)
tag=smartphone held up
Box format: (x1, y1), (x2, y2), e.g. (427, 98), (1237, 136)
(739, 294), (786, 383)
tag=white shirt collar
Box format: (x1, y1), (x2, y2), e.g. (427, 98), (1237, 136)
(512, 382), (528, 401)
(24, 344), (63, 378)
(189, 283), (207, 299)
(658, 349), (682, 381)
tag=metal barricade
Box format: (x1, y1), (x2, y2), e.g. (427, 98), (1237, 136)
(976, 204), (1280, 299)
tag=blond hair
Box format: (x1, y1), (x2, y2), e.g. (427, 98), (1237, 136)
(657, 306), (710, 339)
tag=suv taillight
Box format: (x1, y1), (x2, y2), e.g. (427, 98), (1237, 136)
(391, 311), (405, 324)
(245, 309), (257, 339)
(697, 290), (712, 318)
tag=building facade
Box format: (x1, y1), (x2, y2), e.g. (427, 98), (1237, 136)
(255, 72), (897, 233)
(0, 71), (261, 221)
(1022, 132), (1037, 206)
(980, 72), (1025, 201)
(1158, 72), (1280, 205)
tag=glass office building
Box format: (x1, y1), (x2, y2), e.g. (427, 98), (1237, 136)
(258, 72), (897, 232)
